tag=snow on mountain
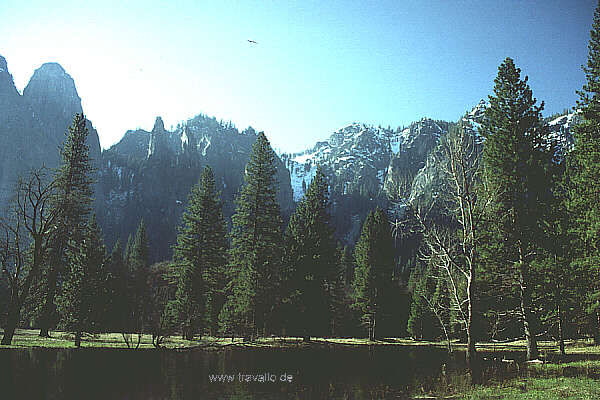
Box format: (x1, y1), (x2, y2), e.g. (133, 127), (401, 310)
(282, 123), (399, 201)
(282, 119), (451, 203)
(461, 99), (488, 142)
(289, 161), (318, 201)
(549, 112), (577, 128)
(547, 111), (579, 160)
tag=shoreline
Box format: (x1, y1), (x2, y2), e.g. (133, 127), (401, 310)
(1, 329), (600, 355)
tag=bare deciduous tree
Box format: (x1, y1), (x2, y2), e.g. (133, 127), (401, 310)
(412, 122), (486, 379)
(1, 169), (57, 345)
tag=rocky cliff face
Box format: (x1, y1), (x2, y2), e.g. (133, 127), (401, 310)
(281, 99), (576, 244)
(0, 56), (102, 211)
(0, 55), (42, 206)
(406, 101), (576, 215)
(281, 118), (449, 243)
(547, 111), (579, 160)
(98, 114), (294, 261)
(383, 118), (448, 201)
(407, 101), (487, 212)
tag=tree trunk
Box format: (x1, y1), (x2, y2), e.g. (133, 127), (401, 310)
(521, 301), (539, 360)
(153, 334), (163, 348)
(372, 314), (376, 341)
(183, 323), (194, 341)
(594, 312), (600, 346)
(39, 266), (58, 338)
(466, 275), (478, 379)
(368, 314), (375, 342)
(520, 277), (539, 360)
(517, 245), (538, 361)
(122, 333), (131, 348)
(558, 303), (565, 356)
(1, 301), (21, 345)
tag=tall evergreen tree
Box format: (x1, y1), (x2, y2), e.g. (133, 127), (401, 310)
(107, 239), (128, 333)
(330, 245), (349, 337)
(340, 245), (353, 285)
(479, 58), (553, 360)
(407, 266), (438, 340)
(283, 165), (337, 340)
(39, 113), (95, 338)
(219, 133), (283, 339)
(352, 207), (395, 341)
(124, 234), (133, 266)
(173, 166), (228, 339)
(126, 219), (150, 347)
(567, 0), (600, 344)
(57, 215), (107, 347)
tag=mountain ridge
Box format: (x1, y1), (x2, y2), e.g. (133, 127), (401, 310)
(0, 54), (577, 260)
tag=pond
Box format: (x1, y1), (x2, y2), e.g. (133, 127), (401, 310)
(0, 345), (524, 399)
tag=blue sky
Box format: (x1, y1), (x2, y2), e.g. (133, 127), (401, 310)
(1, 0), (596, 152)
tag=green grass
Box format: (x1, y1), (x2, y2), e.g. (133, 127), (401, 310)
(3, 329), (600, 355)
(462, 377), (600, 399)
(524, 359), (600, 379)
(0, 329), (238, 349)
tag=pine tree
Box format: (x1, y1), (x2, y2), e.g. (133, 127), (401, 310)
(126, 219), (150, 347)
(57, 215), (107, 347)
(173, 166), (228, 339)
(352, 207), (395, 341)
(567, 0), (600, 344)
(407, 266), (438, 340)
(479, 58), (553, 360)
(531, 146), (584, 356)
(124, 234), (133, 266)
(107, 240), (128, 333)
(283, 165), (337, 340)
(330, 245), (349, 337)
(220, 133), (283, 339)
(148, 262), (178, 348)
(340, 245), (353, 285)
(39, 113), (95, 338)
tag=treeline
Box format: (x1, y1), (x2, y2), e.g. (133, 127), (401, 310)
(0, 115), (400, 347)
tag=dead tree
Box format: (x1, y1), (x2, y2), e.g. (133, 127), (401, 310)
(413, 122), (486, 379)
(1, 169), (57, 345)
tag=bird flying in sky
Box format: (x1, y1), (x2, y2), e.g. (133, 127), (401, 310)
(247, 39), (257, 44)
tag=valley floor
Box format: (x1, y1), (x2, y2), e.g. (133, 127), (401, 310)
(2, 329), (600, 354)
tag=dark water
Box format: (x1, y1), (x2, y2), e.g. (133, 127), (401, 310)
(0, 345), (519, 399)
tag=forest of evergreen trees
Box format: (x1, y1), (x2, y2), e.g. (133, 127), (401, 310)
(1, 5), (600, 372)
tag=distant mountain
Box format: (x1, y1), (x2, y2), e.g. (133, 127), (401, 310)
(0, 55), (102, 211)
(406, 101), (577, 215)
(547, 111), (579, 160)
(0, 54), (577, 262)
(97, 114), (294, 261)
(281, 99), (576, 245)
(281, 118), (449, 243)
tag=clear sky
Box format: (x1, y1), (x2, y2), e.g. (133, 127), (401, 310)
(1, 0), (596, 152)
